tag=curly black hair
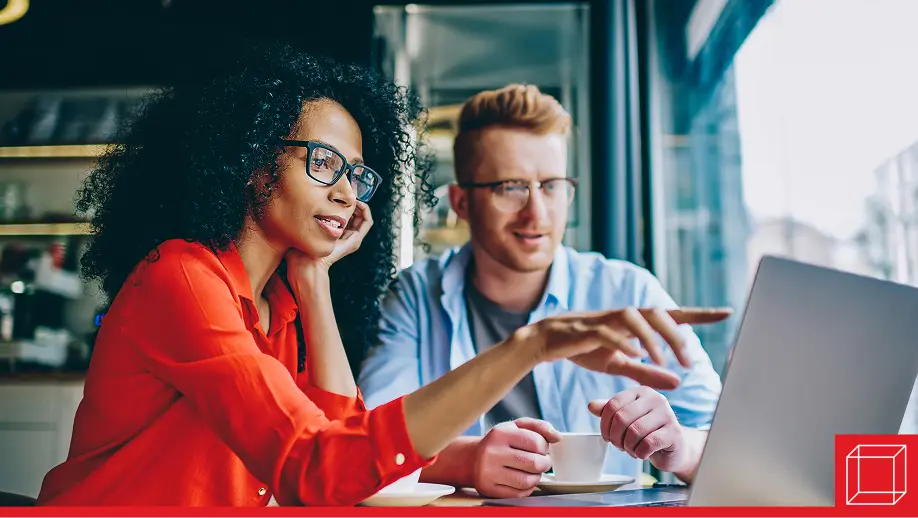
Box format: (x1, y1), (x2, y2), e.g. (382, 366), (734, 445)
(77, 41), (435, 374)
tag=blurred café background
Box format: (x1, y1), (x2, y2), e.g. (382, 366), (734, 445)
(2, 0), (918, 497)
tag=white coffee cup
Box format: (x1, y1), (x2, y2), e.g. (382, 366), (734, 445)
(548, 432), (609, 482)
(378, 468), (422, 494)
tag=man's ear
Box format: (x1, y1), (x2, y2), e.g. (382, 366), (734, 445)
(448, 183), (470, 221)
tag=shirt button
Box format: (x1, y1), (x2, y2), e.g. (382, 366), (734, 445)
(258, 488), (267, 496)
(395, 453), (405, 466)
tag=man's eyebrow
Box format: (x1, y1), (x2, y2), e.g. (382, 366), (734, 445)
(312, 139), (364, 164)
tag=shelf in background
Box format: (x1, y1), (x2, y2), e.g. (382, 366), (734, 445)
(0, 223), (92, 236)
(427, 104), (461, 127)
(421, 226), (469, 246)
(0, 145), (107, 159)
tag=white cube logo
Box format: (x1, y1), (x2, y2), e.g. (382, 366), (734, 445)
(846, 444), (907, 506)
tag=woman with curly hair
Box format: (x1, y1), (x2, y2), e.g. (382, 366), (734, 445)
(35, 41), (719, 507)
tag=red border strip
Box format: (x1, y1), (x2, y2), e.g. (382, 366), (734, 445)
(0, 507), (912, 518)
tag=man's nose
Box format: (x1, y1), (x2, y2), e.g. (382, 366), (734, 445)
(518, 186), (551, 223)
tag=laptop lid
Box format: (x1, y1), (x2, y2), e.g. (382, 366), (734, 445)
(688, 256), (918, 506)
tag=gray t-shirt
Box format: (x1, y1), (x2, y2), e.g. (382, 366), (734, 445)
(464, 276), (543, 430)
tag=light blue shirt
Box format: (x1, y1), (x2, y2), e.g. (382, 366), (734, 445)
(358, 244), (722, 481)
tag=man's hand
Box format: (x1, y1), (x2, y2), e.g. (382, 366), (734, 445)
(472, 418), (561, 498)
(588, 387), (690, 475)
(523, 307), (731, 390)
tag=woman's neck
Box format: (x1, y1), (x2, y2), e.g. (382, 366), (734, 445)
(234, 224), (286, 301)
(469, 246), (550, 313)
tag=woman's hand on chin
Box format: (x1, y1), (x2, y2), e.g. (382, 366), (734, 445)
(287, 201), (373, 287)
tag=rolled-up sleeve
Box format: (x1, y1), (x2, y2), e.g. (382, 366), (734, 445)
(298, 373), (367, 421)
(125, 250), (433, 506)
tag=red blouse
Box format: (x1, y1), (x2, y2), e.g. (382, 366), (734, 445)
(37, 239), (432, 506)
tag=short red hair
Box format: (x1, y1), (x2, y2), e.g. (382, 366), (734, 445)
(453, 84), (571, 181)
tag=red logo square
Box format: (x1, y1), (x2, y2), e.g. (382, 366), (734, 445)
(836, 434), (918, 513)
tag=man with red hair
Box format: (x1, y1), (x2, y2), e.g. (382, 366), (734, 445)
(359, 84), (722, 498)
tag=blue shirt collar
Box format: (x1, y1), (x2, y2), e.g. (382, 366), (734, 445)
(440, 243), (571, 312)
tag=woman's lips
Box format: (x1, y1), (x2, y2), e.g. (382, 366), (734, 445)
(315, 215), (346, 239)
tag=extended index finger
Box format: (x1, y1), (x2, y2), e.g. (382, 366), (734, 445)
(667, 307), (732, 325)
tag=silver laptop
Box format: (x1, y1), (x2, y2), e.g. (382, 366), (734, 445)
(485, 256), (918, 507)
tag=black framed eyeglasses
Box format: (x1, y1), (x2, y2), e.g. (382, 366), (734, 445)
(459, 178), (578, 213)
(280, 139), (382, 202)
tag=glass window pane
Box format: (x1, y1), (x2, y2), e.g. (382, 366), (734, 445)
(649, 0), (918, 432)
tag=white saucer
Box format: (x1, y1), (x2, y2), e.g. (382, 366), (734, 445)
(359, 483), (456, 507)
(537, 473), (635, 494)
